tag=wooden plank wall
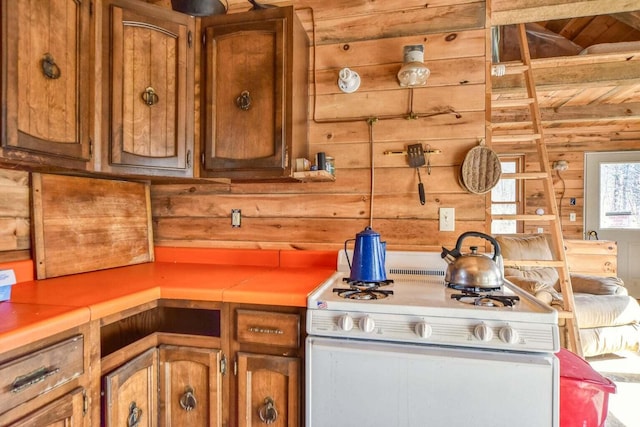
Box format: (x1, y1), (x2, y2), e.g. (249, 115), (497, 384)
(1, 0), (640, 259)
(0, 170), (30, 262)
(151, 0), (490, 251)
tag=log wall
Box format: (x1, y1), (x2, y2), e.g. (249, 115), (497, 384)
(151, 0), (490, 251)
(1, 0), (640, 260)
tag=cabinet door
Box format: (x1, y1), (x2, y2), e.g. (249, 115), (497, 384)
(1, 0), (91, 166)
(8, 387), (85, 427)
(203, 16), (285, 175)
(158, 345), (223, 427)
(236, 353), (300, 427)
(103, 0), (195, 177)
(202, 7), (308, 181)
(104, 348), (158, 427)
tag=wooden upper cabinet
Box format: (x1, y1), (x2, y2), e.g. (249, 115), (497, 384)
(201, 7), (309, 181)
(101, 0), (195, 177)
(1, 0), (91, 168)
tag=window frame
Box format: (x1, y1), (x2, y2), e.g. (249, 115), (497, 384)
(491, 155), (524, 234)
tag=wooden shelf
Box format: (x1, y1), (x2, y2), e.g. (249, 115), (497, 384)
(293, 170), (336, 182)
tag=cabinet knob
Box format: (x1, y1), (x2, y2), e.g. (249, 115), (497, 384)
(258, 397), (278, 424)
(141, 87), (159, 106)
(127, 401), (143, 427)
(41, 53), (61, 79)
(236, 90), (252, 111)
(179, 386), (197, 411)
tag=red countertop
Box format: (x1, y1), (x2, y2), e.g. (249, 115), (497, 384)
(0, 248), (337, 354)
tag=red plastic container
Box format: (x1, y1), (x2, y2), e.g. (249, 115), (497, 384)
(558, 349), (617, 427)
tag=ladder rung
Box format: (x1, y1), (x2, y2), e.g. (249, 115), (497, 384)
(491, 134), (542, 142)
(492, 214), (557, 221)
(501, 172), (549, 180)
(503, 259), (567, 268)
(492, 98), (535, 108)
(557, 310), (575, 319)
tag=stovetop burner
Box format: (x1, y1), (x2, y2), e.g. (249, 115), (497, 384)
(333, 288), (393, 300)
(334, 277), (394, 300)
(451, 291), (520, 307)
(343, 277), (394, 290)
(447, 283), (502, 292)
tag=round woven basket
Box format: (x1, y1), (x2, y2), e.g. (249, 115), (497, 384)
(460, 145), (502, 194)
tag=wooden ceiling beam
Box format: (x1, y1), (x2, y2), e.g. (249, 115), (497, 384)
(612, 11), (640, 32)
(491, 0), (640, 26)
(492, 102), (640, 124)
(492, 60), (640, 93)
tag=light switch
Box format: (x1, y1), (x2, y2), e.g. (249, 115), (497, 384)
(569, 212), (576, 222)
(439, 208), (455, 231)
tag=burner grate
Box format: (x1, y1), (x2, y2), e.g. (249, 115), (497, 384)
(451, 292), (520, 307)
(447, 283), (502, 292)
(333, 288), (393, 300)
(342, 277), (393, 290)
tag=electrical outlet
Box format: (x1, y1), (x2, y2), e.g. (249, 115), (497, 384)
(439, 208), (455, 231)
(231, 209), (241, 227)
(569, 212), (576, 222)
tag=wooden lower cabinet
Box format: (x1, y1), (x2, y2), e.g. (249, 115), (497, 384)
(98, 302), (304, 427)
(230, 305), (305, 427)
(8, 387), (85, 427)
(0, 327), (90, 427)
(159, 345), (223, 427)
(236, 353), (300, 427)
(103, 348), (158, 427)
(102, 345), (223, 427)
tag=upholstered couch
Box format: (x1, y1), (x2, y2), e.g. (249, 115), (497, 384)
(495, 234), (640, 357)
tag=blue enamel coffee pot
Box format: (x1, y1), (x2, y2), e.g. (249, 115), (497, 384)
(344, 227), (387, 283)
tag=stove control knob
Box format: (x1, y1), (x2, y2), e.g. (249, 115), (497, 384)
(473, 323), (493, 342)
(338, 314), (354, 331)
(499, 326), (519, 344)
(359, 316), (376, 333)
(414, 322), (432, 339)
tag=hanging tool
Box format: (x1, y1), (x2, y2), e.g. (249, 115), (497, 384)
(407, 144), (426, 205)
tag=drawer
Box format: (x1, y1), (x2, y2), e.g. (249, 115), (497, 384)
(0, 335), (84, 415)
(236, 310), (300, 348)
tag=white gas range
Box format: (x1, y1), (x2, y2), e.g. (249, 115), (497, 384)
(306, 250), (560, 427)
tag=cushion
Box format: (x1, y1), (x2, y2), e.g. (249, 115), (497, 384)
(573, 294), (640, 328)
(496, 234), (559, 287)
(570, 273), (627, 296)
(579, 324), (640, 357)
(506, 276), (563, 307)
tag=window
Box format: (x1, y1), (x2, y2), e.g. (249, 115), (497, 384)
(491, 156), (523, 234)
(599, 161), (640, 230)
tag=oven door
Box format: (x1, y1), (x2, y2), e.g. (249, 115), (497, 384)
(306, 336), (558, 427)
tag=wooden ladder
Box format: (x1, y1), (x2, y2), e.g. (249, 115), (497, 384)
(490, 24), (582, 356)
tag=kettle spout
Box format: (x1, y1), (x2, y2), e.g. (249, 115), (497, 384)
(440, 246), (460, 264)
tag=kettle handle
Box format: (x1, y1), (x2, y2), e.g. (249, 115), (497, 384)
(344, 239), (355, 269)
(453, 231), (501, 261)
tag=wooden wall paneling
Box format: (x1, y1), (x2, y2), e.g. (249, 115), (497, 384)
(153, 216), (487, 250)
(0, 170), (30, 258)
(491, 0), (640, 26)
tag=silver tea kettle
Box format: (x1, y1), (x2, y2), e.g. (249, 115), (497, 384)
(344, 226), (387, 283)
(441, 231), (503, 289)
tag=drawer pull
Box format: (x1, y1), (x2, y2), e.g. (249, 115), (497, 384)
(248, 327), (284, 335)
(258, 397), (278, 424)
(128, 401), (143, 427)
(179, 386), (197, 411)
(11, 366), (60, 393)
